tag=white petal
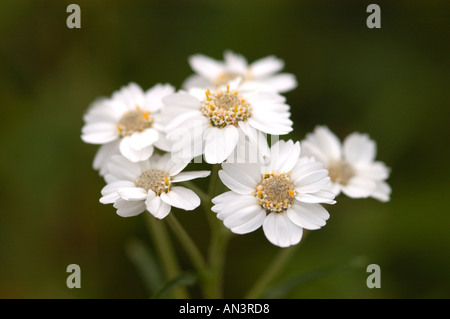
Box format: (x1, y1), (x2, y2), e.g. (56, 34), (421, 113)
(162, 92), (200, 114)
(301, 140), (331, 166)
(248, 114), (293, 135)
(151, 125), (173, 152)
(343, 133), (376, 166)
(249, 100), (290, 113)
(81, 128), (119, 144)
(212, 193), (259, 218)
(145, 195), (171, 219)
(328, 182), (342, 196)
(291, 157), (326, 184)
(114, 199), (145, 217)
(250, 55), (284, 78)
(160, 186), (200, 211)
(127, 129), (159, 150)
(231, 211), (266, 234)
(100, 180), (135, 203)
(245, 91), (286, 104)
(165, 110), (202, 132)
(357, 161), (390, 181)
(99, 192), (120, 205)
(103, 173), (119, 184)
(119, 136), (154, 162)
(287, 201), (330, 230)
(182, 74), (212, 90)
(295, 189), (336, 204)
(370, 181), (391, 202)
(253, 108), (292, 122)
(204, 126), (239, 164)
(213, 194), (257, 219)
(294, 169), (330, 194)
(149, 152), (165, 168)
(266, 140), (300, 173)
(154, 152), (189, 176)
(188, 87), (211, 101)
(169, 120), (207, 163)
(308, 126), (342, 162)
(105, 155), (141, 181)
(218, 170), (255, 195)
(238, 121), (270, 159)
(117, 187), (148, 201)
(222, 204), (265, 234)
(263, 213), (303, 248)
(211, 202), (225, 213)
(188, 54), (225, 80)
(92, 140), (120, 175)
(166, 112), (206, 141)
(137, 159), (151, 172)
(341, 176), (376, 198)
(112, 82), (145, 108)
(221, 162), (261, 188)
(212, 191), (236, 205)
(83, 99), (122, 123)
(255, 73), (298, 93)
(81, 122), (117, 135)
(145, 83), (175, 112)
(225, 129), (266, 165)
(224, 50), (248, 75)
(171, 171), (211, 183)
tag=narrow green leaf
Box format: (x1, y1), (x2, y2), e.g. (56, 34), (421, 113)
(151, 272), (197, 299)
(263, 256), (367, 299)
(124, 237), (164, 295)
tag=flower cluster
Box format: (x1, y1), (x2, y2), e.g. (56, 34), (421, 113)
(81, 50), (391, 248)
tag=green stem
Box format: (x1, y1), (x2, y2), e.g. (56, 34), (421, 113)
(205, 223), (231, 298)
(207, 164), (221, 199)
(145, 213), (189, 299)
(244, 245), (299, 299)
(166, 214), (208, 281)
(205, 164), (222, 235)
(203, 164), (232, 298)
(181, 164), (231, 298)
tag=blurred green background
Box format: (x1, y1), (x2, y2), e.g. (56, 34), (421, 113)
(0, 0), (449, 298)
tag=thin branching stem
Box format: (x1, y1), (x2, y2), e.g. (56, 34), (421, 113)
(244, 244), (299, 299)
(145, 213), (189, 298)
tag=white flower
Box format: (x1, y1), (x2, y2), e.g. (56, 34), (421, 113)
(81, 82), (175, 172)
(182, 50), (297, 94)
(163, 79), (293, 164)
(100, 153), (210, 219)
(301, 125), (391, 202)
(211, 140), (336, 248)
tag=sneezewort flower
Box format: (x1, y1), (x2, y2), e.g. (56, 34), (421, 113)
(301, 125), (391, 202)
(81, 82), (175, 173)
(100, 153), (210, 219)
(182, 50), (297, 93)
(163, 79), (293, 164)
(211, 140), (336, 248)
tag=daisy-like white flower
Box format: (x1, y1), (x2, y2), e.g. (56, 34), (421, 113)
(81, 82), (175, 173)
(301, 125), (391, 202)
(182, 50), (297, 94)
(163, 79), (293, 164)
(100, 153), (210, 219)
(211, 140), (336, 248)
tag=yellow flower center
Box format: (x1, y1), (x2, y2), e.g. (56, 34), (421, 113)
(116, 106), (153, 137)
(328, 160), (354, 185)
(135, 168), (171, 195)
(200, 85), (252, 128)
(255, 172), (295, 214)
(213, 70), (254, 87)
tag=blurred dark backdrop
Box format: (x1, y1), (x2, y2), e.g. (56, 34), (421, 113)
(0, 0), (449, 298)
